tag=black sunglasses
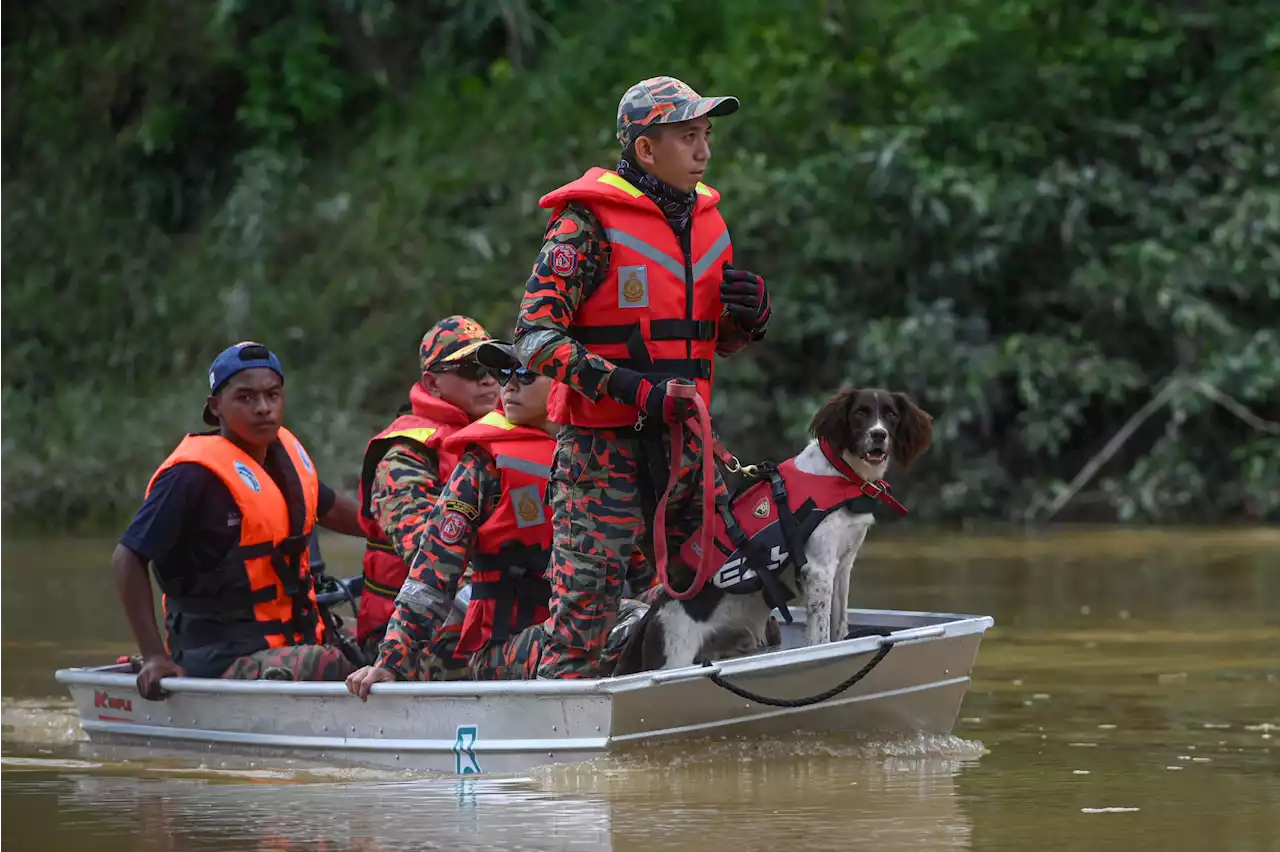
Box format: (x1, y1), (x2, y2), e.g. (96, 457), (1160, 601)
(498, 367), (539, 387)
(429, 361), (497, 382)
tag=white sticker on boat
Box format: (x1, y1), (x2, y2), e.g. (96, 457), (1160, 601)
(454, 724), (481, 775)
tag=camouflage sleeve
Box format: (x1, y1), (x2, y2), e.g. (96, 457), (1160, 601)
(368, 442), (442, 565)
(375, 448), (501, 680)
(513, 204), (619, 402)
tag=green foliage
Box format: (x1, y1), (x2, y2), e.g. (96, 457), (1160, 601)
(3, 0), (1278, 530)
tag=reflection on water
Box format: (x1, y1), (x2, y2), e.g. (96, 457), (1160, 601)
(4, 740), (979, 852)
(3, 528), (1278, 851)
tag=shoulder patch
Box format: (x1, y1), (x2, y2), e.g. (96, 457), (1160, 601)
(439, 511), (470, 545)
(444, 499), (480, 521)
(549, 243), (578, 277)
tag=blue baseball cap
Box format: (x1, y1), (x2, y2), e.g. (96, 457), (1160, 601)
(202, 341), (285, 425)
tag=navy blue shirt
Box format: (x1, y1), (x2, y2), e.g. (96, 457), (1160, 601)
(120, 461), (335, 584)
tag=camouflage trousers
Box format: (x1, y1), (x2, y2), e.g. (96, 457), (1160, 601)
(470, 592), (658, 680)
(219, 644), (356, 681)
(496, 424), (729, 679)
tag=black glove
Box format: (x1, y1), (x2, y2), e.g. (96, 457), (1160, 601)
(607, 368), (696, 424)
(720, 263), (771, 329)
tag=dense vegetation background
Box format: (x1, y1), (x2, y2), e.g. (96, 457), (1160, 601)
(3, 0), (1278, 531)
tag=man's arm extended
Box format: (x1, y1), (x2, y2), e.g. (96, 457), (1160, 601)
(375, 448), (501, 680)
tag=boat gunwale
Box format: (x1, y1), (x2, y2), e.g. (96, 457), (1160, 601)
(54, 608), (993, 698)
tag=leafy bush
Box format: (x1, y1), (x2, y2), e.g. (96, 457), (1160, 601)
(3, 0), (1278, 530)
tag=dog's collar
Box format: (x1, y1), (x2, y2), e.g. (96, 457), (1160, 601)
(818, 438), (909, 516)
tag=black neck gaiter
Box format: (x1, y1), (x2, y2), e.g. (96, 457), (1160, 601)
(616, 152), (696, 237)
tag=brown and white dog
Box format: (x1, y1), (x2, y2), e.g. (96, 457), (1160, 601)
(613, 388), (933, 675)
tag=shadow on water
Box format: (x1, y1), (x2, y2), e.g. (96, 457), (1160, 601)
(3, 527), (1278, 850)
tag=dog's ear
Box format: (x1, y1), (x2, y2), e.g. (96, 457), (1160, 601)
(892, 392), (934, 469)
(809, 388), (858, 448)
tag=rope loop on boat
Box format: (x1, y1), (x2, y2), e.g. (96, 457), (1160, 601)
(700, 640), (892, 708)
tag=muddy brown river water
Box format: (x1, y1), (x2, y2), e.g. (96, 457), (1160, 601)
(3, 528), (1277, 851)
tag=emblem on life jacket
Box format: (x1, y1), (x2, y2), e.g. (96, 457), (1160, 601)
(233, 460), (262, 493)
(294, 440), (314, 473)
(618, 265), (649, 308)
(752, 496), (771, 518)
(510, 484), (545, 528)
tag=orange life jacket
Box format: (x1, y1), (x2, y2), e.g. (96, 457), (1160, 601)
(538, 167), (732, 428)
(356, 382), (469, 643)
(146, 427), (322, 669)
(439, 411), (555, 654)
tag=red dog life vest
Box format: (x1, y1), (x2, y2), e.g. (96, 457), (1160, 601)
(538, 168), (732, 429)
(439, 412), (556, 655)
(678, 447), (908, 614)
(356, 382), (468, 643)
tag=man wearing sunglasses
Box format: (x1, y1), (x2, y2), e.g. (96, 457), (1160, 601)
(347, 342), (560, 696)
(510, 77), (771, 679)
(356, 316), (501, 672)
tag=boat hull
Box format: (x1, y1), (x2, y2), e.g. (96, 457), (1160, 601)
(55, 608), (992, 774)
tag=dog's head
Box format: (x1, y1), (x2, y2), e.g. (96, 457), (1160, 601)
(808, 388), (934, 479)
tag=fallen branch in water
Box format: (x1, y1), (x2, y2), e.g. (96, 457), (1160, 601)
(1037, 375), (1280, 522)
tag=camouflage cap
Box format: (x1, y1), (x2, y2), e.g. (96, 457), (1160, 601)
(616, 76), (739, 147)
(420, 315), (492, 372)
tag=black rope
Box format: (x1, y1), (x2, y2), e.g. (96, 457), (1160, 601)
(701, 641), (892, 708)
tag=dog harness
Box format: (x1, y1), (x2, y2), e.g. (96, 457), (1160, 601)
(675, 438), (909, 622)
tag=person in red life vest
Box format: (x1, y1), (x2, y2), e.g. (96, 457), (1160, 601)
(110, 343), (367, 700)
(356, 316), (500, 668)
(506, 76), (772, 679)
(346, 342), (559, 698)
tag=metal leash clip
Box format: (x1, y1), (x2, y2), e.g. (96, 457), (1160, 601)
(725, 455), (760, 478)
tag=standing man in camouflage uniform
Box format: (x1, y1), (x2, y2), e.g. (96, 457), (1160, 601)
(509, 77), (773, 679)
(356, 316), (500, 669)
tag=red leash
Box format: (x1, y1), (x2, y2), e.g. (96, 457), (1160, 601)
(651, 380), (718, 600)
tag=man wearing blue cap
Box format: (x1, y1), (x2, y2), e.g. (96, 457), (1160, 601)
(111, 342), (366, 699)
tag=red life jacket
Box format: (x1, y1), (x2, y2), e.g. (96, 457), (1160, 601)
(356, 382), (469, 643)
(679, 441), (908, 617)
(146, 427), (323, 671)
(537, 168), (732, 428)
(438, 411), (556, 654)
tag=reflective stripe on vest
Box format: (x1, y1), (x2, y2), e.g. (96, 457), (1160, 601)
(145, 427), (322, 653)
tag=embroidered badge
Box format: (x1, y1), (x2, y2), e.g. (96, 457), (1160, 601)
(445, 499), (480, 521)
(753, 496), (771, 519)
(233, 461), (262, 493)
(618, 265), (649, 308)
(510, 484), (545, 529)
(294, 440), (314, 473)
(440, 511), (470, 544)
(549, 243), (578, 278)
